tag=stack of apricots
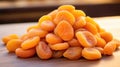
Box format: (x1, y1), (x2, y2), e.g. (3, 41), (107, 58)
(2, 5), (120, 60)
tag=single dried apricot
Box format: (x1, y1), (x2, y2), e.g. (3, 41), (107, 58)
(46, 33), (62, 44)
(58, 5), (75, 12)
(100, 32), (113, 43)
(52, 50), (65, 58)
(63, 47), (82, 60)
(36, 41), (52, 59)
(54, 10), (75, 25)
(38, 15), (52, 26)
(76, 31), (97, 47)
(20, 34), (29, 41)
(82, 48), (102, 60)
(28, 28), (48, 38)
(84, 22), (98, 34)
(27, 25), (40, 32)
(21, 36), (40, 50)
(49, 42), (69, 50)
(2, 34), (18, 44)
(40, 21), (55, 32)
(85, 16), (100, 32)
(6, 39), (22, 52)
(103, 41), (116, 55)
(54, 20), (74, 41)
(48, 10), (58, 20)
(73, 16), (86, 30)
(71, 10), (86, 18)
(95, 36), (106, 48)
(15, 48), (36, 58)
(94, 47), (104, 54)
(68, 38), (81, 47)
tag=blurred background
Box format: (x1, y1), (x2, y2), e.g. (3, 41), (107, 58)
(0, 0), (120, 23)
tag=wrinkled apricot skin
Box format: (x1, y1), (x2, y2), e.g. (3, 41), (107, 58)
(2, 34), (18, 44)
(38, 15), (52, 26)
(82, 48), (102, 60)
(58, 5), (75, 12)
(15, 48), (36, 58)
(68, 38), (81, 47)
(21, 36), (40, 50)
(54, 20), (74, 41)
(100, 32), (113, 43)
(84, 22), (98, 34)
(46, 33), (62, 44)
(94, 47), (104, 54)
(52, 50), (65, 58)
(36, 41), (52, 59)
(71, 10), (86, 18)
(73, 16), (86, 30)
(6, 39), (22, 52)
(63, 47), (82, 60)
(95, 36), (106, 48)
(85, 16), (100, 32)
(49, 42), (69, 50)
(40, 21), (55, 32)
(76, 31), (97, 47)
(48, 10), (58, 20)
(27, 25), (40, 32)
(103, 41), (116, 55)
(54, 10), (75, 25)
(28, 29), (48, 38)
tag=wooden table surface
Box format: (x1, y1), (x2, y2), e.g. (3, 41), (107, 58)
(0, 16), (120, 67)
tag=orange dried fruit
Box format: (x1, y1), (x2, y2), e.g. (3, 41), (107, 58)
(2, 34), (18, 44)
(36, 41), (52, 59)
(82, 48), (102, 60)
(58, 5), (75, 12)
(54, 20), (74, 41)
(6, 39), (22, 52)
(54, 10), (75, 25)
(49, 42), (69, 50)
(63, 47), (82, 60)
(15, 48), (36, 58)
(76, 31), (97, 47)
(100, 32), (113, 43)
(46, 33), (62, 44)
(21, 36), (40, 50)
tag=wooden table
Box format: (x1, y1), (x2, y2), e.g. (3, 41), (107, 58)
(0, 16), (120, 67)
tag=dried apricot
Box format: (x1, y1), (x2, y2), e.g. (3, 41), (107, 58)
(84, 22), (98, 34)
(49, 42), (69, 50)
(100, 32), (113, 43)
(52, 50), (65, 58)
(71, 10), (86, 18)
(103, 41), (116, 55)
(68, 38), (81, 47)
(76, 31), (97, 47)
(82, 48), (102, 60)
(46, 33), (62, 44)
(21, 36), (40, 50)
(38, 15), (52, 26)
(6, 39), (22, 52)
(36, 41), (52, 59)
(54, 10), (75, 25)
(54, 20), (74, 41)
(2, 34), (18, 44)
(58, 5), (75, 12)
(15, 48), (36, 58)
(27, 25), (40, 32)
(40, 21), (55, 32)
(73, 16), (86, 30)
(63, 47), (82, 60)
(28, 28), (48, 38)
(95, 36), (106, 48)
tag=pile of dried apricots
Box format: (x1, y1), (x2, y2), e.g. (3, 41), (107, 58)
(2, 5), (120, 60)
